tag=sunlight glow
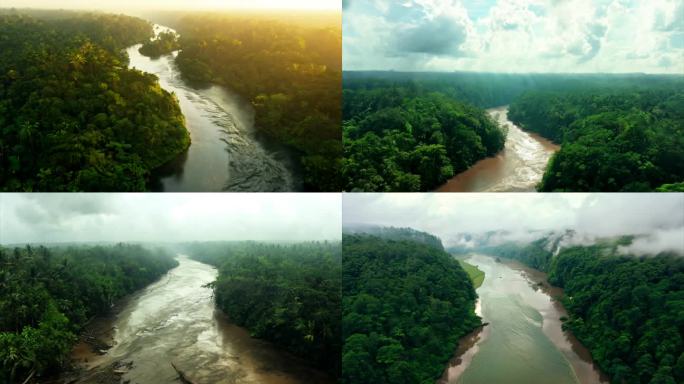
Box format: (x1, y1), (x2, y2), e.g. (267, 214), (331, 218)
(1, 0), (341, 11)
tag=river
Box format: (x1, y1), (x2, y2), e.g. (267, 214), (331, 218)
(440, 254), (607, 384)
(436, 106), (559, 192)
(71, 256), (332, 384)
(127, 25), (299, 192)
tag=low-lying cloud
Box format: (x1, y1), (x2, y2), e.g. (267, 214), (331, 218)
(343, 193), (684, 256)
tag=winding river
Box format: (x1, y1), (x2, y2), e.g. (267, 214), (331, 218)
(128, 25), (298, 192)
(440, 254), (607, 384)
(436, 106), (559, 192)
(72, 256), (331, 384)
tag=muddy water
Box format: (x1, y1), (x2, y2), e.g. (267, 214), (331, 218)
(436, 106), (559, 192)
(127, 25), (298, 192)
(76, 256), (331, 384)
(443, 254), (607, 384)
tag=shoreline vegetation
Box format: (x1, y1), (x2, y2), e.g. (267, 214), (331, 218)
(186, 242), (342, 378)
(343, 71), (684, 192)
(158, 13), (342, 191)
(457, 259), (485, 289)
(0, 10), (190, 191)
(0, 244), (178, 383)
(342, 229), (480, 383)
(467, 238), (684, 384)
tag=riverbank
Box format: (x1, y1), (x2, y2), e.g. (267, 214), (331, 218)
(441, 254), (607, 384)
(436, 106), (560, 192)
(128, 24), (299, 192)
(41, 256), (332, 384)
(504, 259), (610, 384)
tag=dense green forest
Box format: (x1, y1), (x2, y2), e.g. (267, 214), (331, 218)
(551, 246), (684, 384)
(0, 244), (177, 383)
(171, 15), (342, 191)
(509, 88), (684, 191)
(342, 232), (480, 383)
(344, 225), (444, 250)
(475, 236), (684, 384)
(186, 241), (341, 376)
(138, 30), (180, 58)
(343, 89), (505, 191)
(0, 11), (190, 191)
(344, 71), (684, 191)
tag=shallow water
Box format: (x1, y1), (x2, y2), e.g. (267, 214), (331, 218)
(436, 106), (559, 192)
(78, 256), (331, 384)
(127, 25), (298, 191)
(442, 254), (607, 384)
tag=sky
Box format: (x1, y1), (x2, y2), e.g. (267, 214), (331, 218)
(1, 0), (340, 11)
(343, 0), (684, 73)
(0, 193), (341, 244)
(343, 193), (684, 254)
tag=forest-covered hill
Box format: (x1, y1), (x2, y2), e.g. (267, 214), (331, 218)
(0, 11), (189, 191)
(342, 233), (480, 383)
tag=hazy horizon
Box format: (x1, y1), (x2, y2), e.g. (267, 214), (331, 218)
(343, 0), (683, 75)
(343, 193), (684, 255)
(0, 0), (340, 12)
(0, 194), (342, 244)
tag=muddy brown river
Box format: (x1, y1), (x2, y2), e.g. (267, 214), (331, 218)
(440, 254), (607, 384)
(437, 106), (559, 192)
(72, 256), (331, 384)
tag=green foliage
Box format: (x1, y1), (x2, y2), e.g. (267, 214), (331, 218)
(477, 238), (555, 272)
(138, 31), (180, 58)
(173, 15), (342, 191)
(0, 12), (190, 191)
(345, 226), (444, 250)
(508, 87), (684, 191)
(0, 244), (178, 383)
(186, 242), (341, 376)
(342, 234), (481, 384)
(548, 246), (684, 384)
(458, 260), (485, 289)
(343, 89), (505, 191)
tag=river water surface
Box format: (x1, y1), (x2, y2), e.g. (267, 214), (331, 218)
(75, 256), (331, 384)
(441, 254), (607, 384)
(437, 106), (559, 192)
(127, 25), (298, 192)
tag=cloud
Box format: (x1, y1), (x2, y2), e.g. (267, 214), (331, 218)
(344, 0), (684, 73)
(0, 194), (341, 244)
(394, 11), (468, 55)
(343, 0), (472, 69)
(343, 193), (684, 256)
(619, 228), (684, 256)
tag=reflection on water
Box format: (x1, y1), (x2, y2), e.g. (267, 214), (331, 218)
(436, 106), (559, 192)
(443, 254), (607, 384)
(127, 25), (298, 192)
(80, 256), (331, 384)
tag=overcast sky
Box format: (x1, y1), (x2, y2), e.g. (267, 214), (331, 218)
(343, 0), (684, 73)
(343, 193), (684, 253)
(1, 0), (340, 11)
(0, 194), (341, 244)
